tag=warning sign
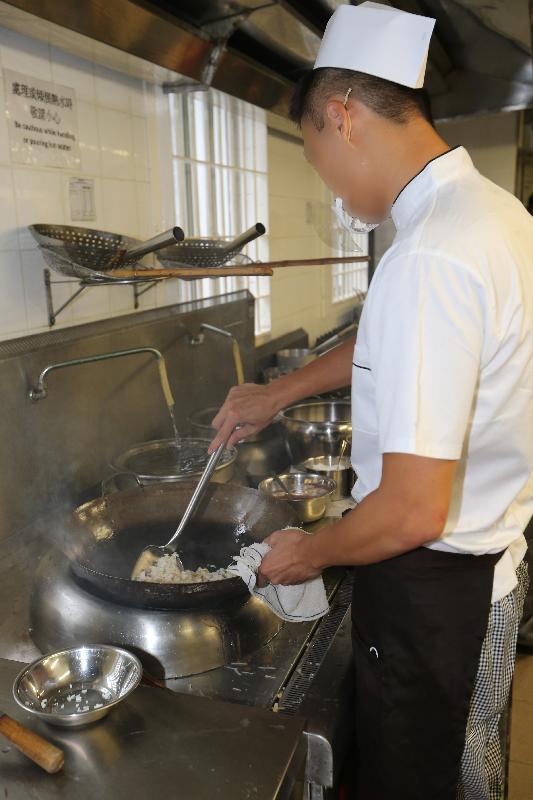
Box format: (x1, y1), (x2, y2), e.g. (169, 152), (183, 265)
(4, 69), (80, 169)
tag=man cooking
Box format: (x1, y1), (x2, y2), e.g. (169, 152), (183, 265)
(209, 3), (533, 798)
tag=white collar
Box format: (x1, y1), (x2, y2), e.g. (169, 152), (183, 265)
(390, 146), (474, 230)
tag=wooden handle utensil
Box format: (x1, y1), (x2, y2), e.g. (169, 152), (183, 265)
(0, 712), (64, 774)
(259, 255), (370, 269)
(108, 254), (370, 280)
(108, 265), (274, 279)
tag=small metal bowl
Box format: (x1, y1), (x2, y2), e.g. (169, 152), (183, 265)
(297, 455), (356, 500)
(13, 645), (142, 728)
(258, 472), (336, 523)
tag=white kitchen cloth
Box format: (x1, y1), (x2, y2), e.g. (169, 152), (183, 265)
(228, 540), (329, 622)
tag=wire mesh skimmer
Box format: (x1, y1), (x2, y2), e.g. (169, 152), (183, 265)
(29, 224), (185, 282)
(113, 437), (237, 484)
(156, 223), (265, 270)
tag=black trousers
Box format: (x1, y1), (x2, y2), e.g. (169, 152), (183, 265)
(350, 547), (501, 800)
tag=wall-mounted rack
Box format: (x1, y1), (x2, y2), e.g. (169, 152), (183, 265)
(43, 256), (369, 327)
(43, 269), (161, 327)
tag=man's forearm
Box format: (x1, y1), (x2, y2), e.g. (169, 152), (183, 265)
(307, 489), (420, 568)
(267, 336), (355, 409)
(259, 455), (456, 586)
(307, 454), (455, 568)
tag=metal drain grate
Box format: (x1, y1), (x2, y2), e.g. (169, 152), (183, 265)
(277, 573), (353, 715)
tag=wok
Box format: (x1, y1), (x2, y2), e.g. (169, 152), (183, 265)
(68, 481), (296, 611)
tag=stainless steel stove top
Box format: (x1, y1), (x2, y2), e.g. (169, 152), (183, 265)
(0, 521), (355, 794)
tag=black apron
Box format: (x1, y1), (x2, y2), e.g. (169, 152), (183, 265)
(350, 545), (501, 800)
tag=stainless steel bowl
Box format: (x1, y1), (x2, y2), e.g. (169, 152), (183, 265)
(279, 400), (352, 464)
(297, 455), (356, 500)
(258, 472), (336, 523)
(13, 645), (142, 728)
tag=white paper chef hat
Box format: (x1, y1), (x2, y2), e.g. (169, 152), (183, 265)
(314, 2), (435, 89)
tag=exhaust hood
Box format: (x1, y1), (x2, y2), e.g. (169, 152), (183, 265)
(2, 0), (532, 119)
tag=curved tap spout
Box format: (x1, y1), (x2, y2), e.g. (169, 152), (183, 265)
(199, 323), (244, 385)
(28, 346), (178, 438)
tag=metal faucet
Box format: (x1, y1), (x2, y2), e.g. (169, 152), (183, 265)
(189, 323), (244, 385)
(29, 347), (174, 403)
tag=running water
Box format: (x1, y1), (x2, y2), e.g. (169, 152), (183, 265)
(232, 338), (245, 385)
(168, 404), (180, 443)
(156, 358), (180, 443)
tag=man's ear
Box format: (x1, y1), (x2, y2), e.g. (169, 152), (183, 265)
(326, 100), (349, 138)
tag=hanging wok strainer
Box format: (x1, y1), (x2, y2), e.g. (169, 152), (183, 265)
(156, 222), (265, 270)
(29, 224), (185, 282)
(113, 437), (236, 483)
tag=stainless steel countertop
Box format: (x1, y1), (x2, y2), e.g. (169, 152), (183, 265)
(0, 658), (306, 800)
(0, 526), (42, 663)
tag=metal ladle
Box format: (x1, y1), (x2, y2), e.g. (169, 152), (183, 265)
(337, 438), (348, 469)
(130, 435), (232, 578)
(272, 473), (296, 500)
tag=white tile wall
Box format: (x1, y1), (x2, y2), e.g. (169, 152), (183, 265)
(77, 101), (101, 176)
(0, 250), (27, 334)
(98, 107), (135, 180)
(94, 64), (132, 114)
(100, 177), (139, 236)
(12, 167), (66, 250)
(0, 164), (17, 250)
(50, 46), (96, 105)
(0, 78), (10, 164)
(135, 182), (153, 240)
(0, 25), (169, 340)
(132, 116), (149, 182)
(0, 28), (51, 80)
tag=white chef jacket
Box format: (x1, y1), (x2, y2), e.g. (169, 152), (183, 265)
(351, 146), (533, 602)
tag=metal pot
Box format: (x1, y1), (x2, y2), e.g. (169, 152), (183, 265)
(279, 400), (352, 464)
(190, 407), (290, 487)
(297, 455), (355, 500)
(112, 437), (236, 485)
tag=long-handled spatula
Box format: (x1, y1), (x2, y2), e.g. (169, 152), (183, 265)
(130, 436), (231, 579)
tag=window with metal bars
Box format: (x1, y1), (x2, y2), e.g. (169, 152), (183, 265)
(331, 227), (369, 303)
(169, 89), (271, 334)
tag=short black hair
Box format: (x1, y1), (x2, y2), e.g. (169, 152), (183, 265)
(290, 67), (433, 129)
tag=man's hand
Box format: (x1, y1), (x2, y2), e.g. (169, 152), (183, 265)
(258, 529), (322, 586)
(208, 383), (281, 451)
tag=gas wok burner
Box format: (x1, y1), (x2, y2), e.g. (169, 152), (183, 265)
(30, 482), (296, 678)
(31, 547), (283, 679)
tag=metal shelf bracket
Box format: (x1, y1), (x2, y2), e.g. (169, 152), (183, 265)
(44, 268), (87, 327)
(133, 280), (159, 310)
(43, 269), (160, 327)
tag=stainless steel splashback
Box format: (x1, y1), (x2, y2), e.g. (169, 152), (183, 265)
(0, 291), (255, 543)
